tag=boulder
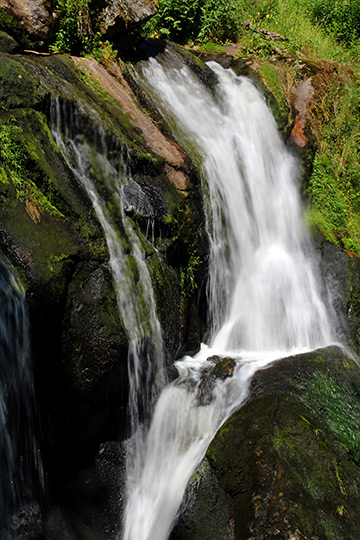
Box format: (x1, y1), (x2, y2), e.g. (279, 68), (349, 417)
(0, 30), (20, 53)
(0, 0), (159, 46)
(173, 346), (360, 539)
(0, 0), (52, 40)
(96, 0), (159, 38)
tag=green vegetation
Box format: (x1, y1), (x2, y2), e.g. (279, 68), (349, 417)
(164, 202), (201, 297)
(306, 76), (360, 252)
(142, 0), (245, 43)
(50, 0), (94, 54)
(0, 119), (63, 219)
(0, 10), (31, 49)
(140, 0), (360, 254)
(143, 0), (360, 54)
(302, 370), (360, 467)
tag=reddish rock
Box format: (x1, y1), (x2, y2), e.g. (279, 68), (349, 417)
(290, 77), (314, 148)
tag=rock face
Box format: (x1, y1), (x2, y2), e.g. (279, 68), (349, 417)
(0, 0), (51, 39)
(173, 346), (360, 540)
(96, 0), (159, 38)
(0, 0), (158, 45)
(0, 39), (206, 537)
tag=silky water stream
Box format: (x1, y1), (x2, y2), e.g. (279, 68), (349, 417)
(0, 258), (43, 538)
(119, 52), (336, 540)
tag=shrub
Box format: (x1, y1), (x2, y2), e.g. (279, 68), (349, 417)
(198, 0), (242, 43)
(50, 0), (93, 54)
(144, 0), (202, 42)
(300, 0), (360, 47)
(143, 0), (245, 44)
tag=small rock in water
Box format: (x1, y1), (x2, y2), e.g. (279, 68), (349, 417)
(207, 355), (220, 364)
(197, 356), (237, 406)
(212, 357), (236, 380)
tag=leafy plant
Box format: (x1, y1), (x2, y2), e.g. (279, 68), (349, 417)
(142, 0), (245, 44)
(198, 0), (241, 43)
(50, 0), (94, 54)
(143, 0), (202, 42)
(299, 0), (360, 47)
(0, 120), (62, 218)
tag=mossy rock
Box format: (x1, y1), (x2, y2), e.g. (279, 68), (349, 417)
(0, 108), (101, 299)
(0, 11), (32, 49)
(61, 261), (128, 394)
(177, 346), (360, 539)
(0, 31), (20, 54)
(0, 46), (206, 525)
(0, 55), (40, 109)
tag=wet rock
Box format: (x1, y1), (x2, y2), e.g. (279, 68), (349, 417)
(178, 346), (360, 539)
(0, 46), (206, 536)
(43, 441), (126, 540)
(212, 356), (236, 380)
(170, 459), (234, 540)
(196, 356), (237, 406)
(9, 503), (43, 540)
(207, 355), (220, 363)
(0, 55), (40, 109)
(321, 240), (360, 353)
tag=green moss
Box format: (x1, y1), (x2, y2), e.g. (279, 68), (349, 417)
(301, 371), (360, 467)
(163, 201), (202, 298)
(0, 56), (39, 109)
(0, 11), (31, 49)
(257, 61), (292, 131)
(0, 118), (63, 218)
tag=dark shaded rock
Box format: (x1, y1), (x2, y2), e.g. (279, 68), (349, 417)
(96, 0), (158, 38)
(43, 441), (126, 540)
(0, 30), (20, 53)
(0, 45), (206, 537)
(61, 262), (128, 394)
(207, 354), (220, 363)
(170, 459), (234, 540)
(318, 239), (360, 353)
(177, 346), (360, 539)
(9, 503), (43, 540)
(195, 356), (237, 406)
(0, 55), (39, 109)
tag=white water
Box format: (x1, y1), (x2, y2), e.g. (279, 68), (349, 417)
(50, 101), (166, 487)
(120, 51), (335, 540)
(0, 258), (43, 537)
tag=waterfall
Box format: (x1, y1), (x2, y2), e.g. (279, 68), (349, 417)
(0, 258), (43, 538)
(49, 99), (167, 532)
(119, 50), (335, 540)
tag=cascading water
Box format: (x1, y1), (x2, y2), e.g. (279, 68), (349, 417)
(119, 49), (336, 540)
(49, 100), (167, 531)
(0, 257), (43, 538)
(50, 100), (165, 424)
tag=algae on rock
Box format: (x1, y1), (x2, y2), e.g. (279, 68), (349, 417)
(174, 347), (360, 540)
